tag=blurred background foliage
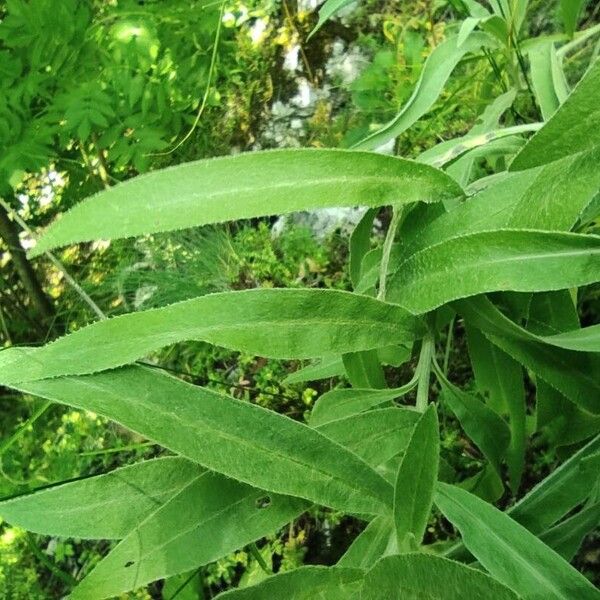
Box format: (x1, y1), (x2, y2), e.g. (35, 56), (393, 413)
(1, 0), (599, 597)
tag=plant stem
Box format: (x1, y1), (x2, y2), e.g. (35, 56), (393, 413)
(416, 332), (434, 412)
(248, 542), (272, 574)
(443, 316), (455, 375)
(377, 206), (403, 301)
(0, 400), (52, 456)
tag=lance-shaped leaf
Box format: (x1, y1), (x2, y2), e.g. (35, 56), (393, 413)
(387, 230), (600, 314)
(393, 405), (439, 551)
(70, 472), (307, 600)
(337, 516), (395, 570)
(353, 33), (497, 151)
(559, 0), (589, 36)
(511, 58), (600, 170)
(15, 366), (393, 515)
(342, 350), (386, 389)
(435, 483), (600, 600)
(29, 149), (462, 257)
(309, 0), (357, 38)
(0, 289), (423, 385)
(0, 457), (202, 539)
(283, 355), (344, 384)
(361, 554), (519, 600)
(350, 208), (377, 289)
(529, 42), (561, 119)
(214, 566), (364, 599)
(309, 385), (417, 426)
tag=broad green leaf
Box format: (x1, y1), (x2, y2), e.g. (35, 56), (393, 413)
(559, 0), (589, 37)
(214, 566), (364, 599)
(393, 405), (439, 551)
(15, 366), (393, 515)
(465, 325), (525, 491)
(350, 208), (376, 289)
(435, 483), (600, 599)
(309, 385), (417, 426)
(530, 42), (561, 119)
(543, 325), (600, 352)
(387, 230), (600, 314)
(0, 457), (201, 539)
(283, 355), (344, 384)
(353, 34), (497, 151)
(316, 408), (420, 474)
(511, 58), (600, 170)
(540, 501), (600, 561)
(337, 516), (395, 570)
(30, 149), (462, 257)
(509, 434), (600, 534)
(342, 350), (386, 389)
(361, 554), (519, 600)
(71, 472), (307, 600)
(438, 376), (510, 476)
(0, 289), (424, 385)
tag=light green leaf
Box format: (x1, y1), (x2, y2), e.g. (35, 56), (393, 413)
(308, 0), (357, 39)
(30, 149), (462, 257)
(337, 516), (395, 570)
(71, 472), (306, 600)
(387, 230), (600, 314)
(350, 208), (376, 289)
(0, 289), (423, 385)
(0, 457), (202, 539)
(361, 554), (519, 599)
(559, 0), (589, 37)
(353, 34), (497, 151)
(214, 566), (364, 599)
(342, 350), (386, 389)
(511, 58), (600, 170)
(15, 367), (393, 515)
(529, 42), (561, 119)
(283, 355), (344, 384)
(309, 385), (417, 426)
(435, 482), (600, 599)
(393, 405), (439, 551)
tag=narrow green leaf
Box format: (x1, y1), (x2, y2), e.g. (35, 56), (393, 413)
(435, 482), (600, 599)
(15, 367), (393, 515)
(342, 350), (387, 389)
(529, 42), (561, 119)
(0, 457), (201, 539)
(0, 289), (424, 385)
(214, 566), (364, 599)
(353, 33), (497, 151)
(71, 472), (307, 600)
(350, 208), (376, 289)
(283, 355), (344, 384)
(309, 385), (417, 426)
(30, 149), (462, 257)
(361, 554), (519, 600)
(308, 0), (357, 39)
(559, 0), (589, 37)
(511, 58), (600, 170)
(337, 516), (395, 570)
(393, 405), (439, 551)
(387, 230), (600, 314)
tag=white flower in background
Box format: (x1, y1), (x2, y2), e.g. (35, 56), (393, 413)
(283, 44), (300, 72)
(291, 78), (315, 109)
(222, 11), (236, 27)
(18, 231), (35, 251)
(326, 40), (368, 85)
(249, 18), (268, 44)
(134, 285), (158, 310)
(297, 0), (320, 12)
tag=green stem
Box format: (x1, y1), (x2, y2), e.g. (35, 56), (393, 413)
(248, 542), (272, 574)
(0, 401), (52, 457)
(377, 207), (403, 301)
(26, 533), (77, 588)
(443, 317), (455, 375)
(557, 22), (600, 58)
(415, 332), (434, 412)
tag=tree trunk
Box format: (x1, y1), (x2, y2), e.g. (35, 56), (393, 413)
(0, 202), (54, 323)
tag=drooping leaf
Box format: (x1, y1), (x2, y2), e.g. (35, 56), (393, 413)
(435, 482), (600, 599)
(353, 33), (497, 151)
(337, 516), (395, 570)
(361, 554), (519, 600)
(511, 58), (600, 170)
(529, 42), (561, 119)
(214, 566), (364, 599)
(0, 457), (202, 539)
(342, 350), (386, 389)
(387, 230), (600, 314)
(0, 289), (424, 385)
(15, 366), (393, 515)
(30, 149), (462, 257)
(393, 405), (439, 551)
(70, 472), (307, 600)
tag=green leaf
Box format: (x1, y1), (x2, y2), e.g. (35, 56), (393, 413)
(337, 516), (395, 570)
(283, 355), (344, 384)
(71, 472), (307, 600)
(353, 33), (497, 151)
(387, 230), (600, 314)
(30, 149), (462, 257)
(393, 405), (439, 551)
(308, 0), (357, 39)
(435, 482), (600, 599)
(214, 566), (364, 599)
(350, 208), (376, 289)
(529, 42), (561, 119)
(511, 58), (600, 170)
(342, 350), (387, 389)
(437, 376), (510, 476)
(361, 554), (519, 599)
(0, 289), (424, 385)
(15, 366), (393, 515)
(309, 385), (417, 426)
(509, 434), (600, 533)
(559, 0), (589, 37)
(0, 457), (202, 539)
